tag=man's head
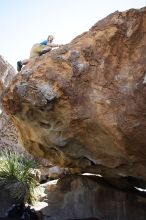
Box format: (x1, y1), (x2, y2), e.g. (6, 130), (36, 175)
(47, 35), (54, 43)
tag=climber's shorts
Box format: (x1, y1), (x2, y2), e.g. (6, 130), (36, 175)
(29, 43), (46, 58)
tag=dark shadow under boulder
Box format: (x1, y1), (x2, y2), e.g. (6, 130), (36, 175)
(40, 175), (146, 220)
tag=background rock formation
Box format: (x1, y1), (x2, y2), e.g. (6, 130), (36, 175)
(2, 8), (146, 183)
(0, 56), (25, 153)
(0, 112), (23, 152)
(0, 55), (15, 98)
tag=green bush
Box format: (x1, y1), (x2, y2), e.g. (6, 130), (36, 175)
(0, 151), (38, 204)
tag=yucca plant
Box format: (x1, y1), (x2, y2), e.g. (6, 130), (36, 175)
(0, 150), (38, 204)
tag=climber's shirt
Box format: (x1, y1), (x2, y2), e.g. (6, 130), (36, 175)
(40, 40), (48, 45)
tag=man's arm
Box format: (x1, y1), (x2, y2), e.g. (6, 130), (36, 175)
(39, 47), (51, 56)
(39, 44), (64, 56)
(47, 43), (63, 48)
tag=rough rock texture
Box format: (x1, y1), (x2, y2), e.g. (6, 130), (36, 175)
(0, 56), (26, 153)
(42, 166), (81, 180)
(0, 55), (15, 100)
(0, 111), (24, 152)
(2, 8), (146, 180)
(41, 175), (146, 220)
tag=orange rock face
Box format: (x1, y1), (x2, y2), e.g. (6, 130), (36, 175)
(2, 8), (146, 180)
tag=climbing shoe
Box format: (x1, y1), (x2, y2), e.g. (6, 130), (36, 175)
(17, 61), (22, 72)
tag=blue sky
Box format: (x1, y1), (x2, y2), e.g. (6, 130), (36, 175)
(0, 0), (146, 69)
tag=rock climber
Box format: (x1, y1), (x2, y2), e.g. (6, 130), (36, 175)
(17, 35), (63, 71)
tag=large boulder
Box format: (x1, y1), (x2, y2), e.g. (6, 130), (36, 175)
(2, 8), (146, 180)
